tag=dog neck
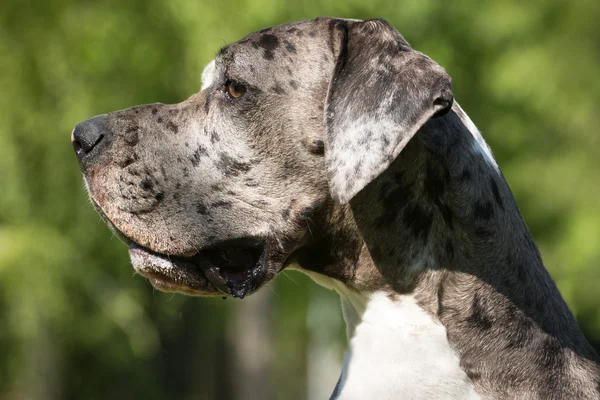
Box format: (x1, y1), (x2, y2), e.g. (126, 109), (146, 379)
(292, 104), (599, 398)
(295, 271), (481, 399)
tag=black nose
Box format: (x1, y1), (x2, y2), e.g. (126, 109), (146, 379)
(72, 115), (109, 161)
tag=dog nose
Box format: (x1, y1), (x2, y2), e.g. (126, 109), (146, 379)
(72, 115), (109, 161)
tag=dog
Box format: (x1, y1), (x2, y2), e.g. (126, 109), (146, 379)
(72, 17), (600, 399)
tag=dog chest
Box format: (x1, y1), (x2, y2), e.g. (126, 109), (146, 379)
(333, 292), (481, 400)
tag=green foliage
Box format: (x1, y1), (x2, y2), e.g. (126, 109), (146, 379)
(0, 0), (598, 398)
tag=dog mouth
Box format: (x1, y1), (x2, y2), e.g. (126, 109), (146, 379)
(92, 202), (267, 298)
(128, 237), (266, 298)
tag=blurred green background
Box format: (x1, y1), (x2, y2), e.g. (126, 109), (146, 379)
(1, 0), (599, 399)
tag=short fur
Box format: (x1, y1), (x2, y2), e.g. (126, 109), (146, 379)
(73, 17), (600, 399)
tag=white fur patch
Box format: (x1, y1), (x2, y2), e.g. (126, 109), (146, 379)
(326, 115), (401, 203)
(455, 103), (499, 172)
(296, 269), (480, 400)
(201, 59), (217, 91)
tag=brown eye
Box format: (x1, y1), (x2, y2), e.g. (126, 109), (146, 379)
(226, 80), (247, 99)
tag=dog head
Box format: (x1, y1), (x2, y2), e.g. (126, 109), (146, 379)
(72, 17), (452, 298)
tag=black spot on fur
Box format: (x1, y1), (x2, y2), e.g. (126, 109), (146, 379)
(271, 84), (285, 94)
(284, 40), (297, 53)
(210, 131), (220, 143)
(465, 369), (481, 382)
(151, 107), (157, 114)
(466, 294), (493, 330)
(308, 139), (324, 155)
(158, 117), (163, 123)
(474, 200), (494, 220)
(204, 93), (211, 114)
(166, 121), (178, 134)
(190, 145), (208, 167)
(124, 126), (139, 145)
(258, 33), (279, 60)
(505, 315), (535, 349)
(437, 281), (446, 317)
(196, 203), (207, 215)
(289, 80), (298, 90)
(381, 135), (390, 147)
(211, 200), (232, 209)
(538, 337), (565, 370)
(284, 159), (294, 170)
(218, 152), (251, 176)
(154, 192), (164, 202)
(282, 207), (291, 219)
(357, 130), (373, 147)
(139, 179), (153, 191)
(299, 206), (317, 219)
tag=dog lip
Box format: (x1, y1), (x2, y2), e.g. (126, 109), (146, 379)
(129, 237), (266, 298)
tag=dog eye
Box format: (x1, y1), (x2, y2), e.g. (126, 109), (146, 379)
(225, 80), (247, 99)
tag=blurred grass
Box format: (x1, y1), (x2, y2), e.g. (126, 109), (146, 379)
(0, 0), (599, 399)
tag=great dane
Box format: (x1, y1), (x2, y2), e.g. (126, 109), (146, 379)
(72, 17), (600, 399)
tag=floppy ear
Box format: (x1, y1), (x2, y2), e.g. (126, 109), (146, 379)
(324, 19), (454, 204)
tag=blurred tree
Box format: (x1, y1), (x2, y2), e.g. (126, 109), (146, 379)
(0, 0), (598, 399)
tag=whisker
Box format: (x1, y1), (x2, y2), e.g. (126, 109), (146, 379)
(282, 271), (300, 286)
(267, 283), (280, 297)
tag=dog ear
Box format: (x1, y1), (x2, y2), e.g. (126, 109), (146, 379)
(324, 19), (453, 204)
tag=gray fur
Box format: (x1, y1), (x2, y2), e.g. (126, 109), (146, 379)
(73, 17), (600, 399)
(325, 20), (453, 203)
